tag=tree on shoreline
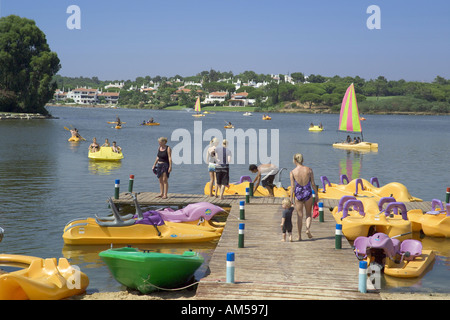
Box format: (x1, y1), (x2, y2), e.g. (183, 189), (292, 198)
(0, 15), (60, 115)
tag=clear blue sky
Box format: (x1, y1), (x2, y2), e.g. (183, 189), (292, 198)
(2, 0), (449, 82)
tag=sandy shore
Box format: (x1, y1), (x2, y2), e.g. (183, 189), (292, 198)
(73, 289), (450, 300)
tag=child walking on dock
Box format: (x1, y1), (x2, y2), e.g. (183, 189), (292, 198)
(281, 198), (294, 242)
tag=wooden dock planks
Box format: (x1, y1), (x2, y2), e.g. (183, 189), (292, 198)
(195, 201), (381, 300)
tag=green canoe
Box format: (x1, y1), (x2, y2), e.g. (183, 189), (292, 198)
(99, 247), (204, 293)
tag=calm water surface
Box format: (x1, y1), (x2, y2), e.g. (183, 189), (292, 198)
(0, 106), (449, 294)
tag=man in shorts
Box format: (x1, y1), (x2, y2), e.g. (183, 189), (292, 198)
(249, 163), (279, 197)
(215, 140), (232, 200)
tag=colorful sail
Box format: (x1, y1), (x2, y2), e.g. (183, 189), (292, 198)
(338, 83), (362, 133)
(194, 97), (201, 113)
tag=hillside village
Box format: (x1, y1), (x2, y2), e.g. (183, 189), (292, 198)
(51, 71), (450, 114)
(52, 73), (296, 108)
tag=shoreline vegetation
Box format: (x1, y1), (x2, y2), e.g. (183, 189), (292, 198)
(41, 102), (450, 117)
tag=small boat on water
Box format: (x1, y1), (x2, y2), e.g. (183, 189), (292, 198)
(68, 136), (82, 142)
(192, 97), (205, 117)
(243, 112), (252, 116)
(99, 247), (204, 293)
(354, 232), (435, 278)
(224, 125), (234, 129)
(262, 115), (271, 120)
(0, 254), (89, 300)
(332, 83), (378, 151)
(308, 125), (323, 132)
(88, 146), (123, 161)
(142, 122), (160, 126)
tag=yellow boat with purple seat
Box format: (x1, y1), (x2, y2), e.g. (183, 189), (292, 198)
(331, 196), (412, 241)
(407, 199), (450, 237)
(319, 175), (422, 202)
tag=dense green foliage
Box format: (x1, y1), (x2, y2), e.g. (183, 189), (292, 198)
(0, 15), (60, 115)
(53, 70), (450, 114)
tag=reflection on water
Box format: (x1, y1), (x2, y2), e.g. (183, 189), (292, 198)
(88, 160), (122, 175)
(338, 150), (363, 180)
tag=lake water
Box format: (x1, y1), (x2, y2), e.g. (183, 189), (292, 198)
(0, 105), (449, 294)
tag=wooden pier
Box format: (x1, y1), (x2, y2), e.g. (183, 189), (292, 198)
(113, 192), (433, 300)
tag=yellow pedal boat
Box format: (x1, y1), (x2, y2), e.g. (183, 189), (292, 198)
(0, 254), (89, 300)
(308, 125), (323, 132)
(319, 176), (422, 202)
(407, 199), (450, 237)
(88, 146), (123, 161)
(332, 141), (378, 151)
(63, 218), (222, 245)
(332, 197), (412, 241)
(354, 233), (435, 278)
(262, 115), (271, 120)
(204, 180), (290, 198)
(68, 136), (82, 142)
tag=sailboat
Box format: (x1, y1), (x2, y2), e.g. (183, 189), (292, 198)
(332, 83), (378, 151)
(192, 97), (205, 117)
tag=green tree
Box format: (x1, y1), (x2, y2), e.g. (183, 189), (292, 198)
(0, 15), (60, 115)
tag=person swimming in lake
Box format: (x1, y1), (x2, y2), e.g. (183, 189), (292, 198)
(290, 153), (318, 241)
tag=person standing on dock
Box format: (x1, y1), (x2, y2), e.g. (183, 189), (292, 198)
(290, 153), (319, 241)
(207, 137), (219, 197)
(215, 139), (232, 200)
(152, 137), (172, 199)
(281, 198), (294, 242)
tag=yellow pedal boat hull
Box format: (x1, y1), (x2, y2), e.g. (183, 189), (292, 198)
(0, 254), (89, 300)
(204, 181), (290, 198)
(309, 126), (323, 132)
(62, 218), (222, 245)
(384, 250), (435, 278)
(331, 197), (412, 241)
(319, 178), (422, 202)
(332, 141), (378, 151)
(88, 147), (123, 161)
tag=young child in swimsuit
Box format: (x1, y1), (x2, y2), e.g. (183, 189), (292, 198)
(280, 198), (294, 242)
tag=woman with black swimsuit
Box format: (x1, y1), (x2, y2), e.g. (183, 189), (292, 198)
(152, 137), (172, 199)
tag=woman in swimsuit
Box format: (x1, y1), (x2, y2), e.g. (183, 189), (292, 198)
(207, 137), (219, 197)
(290, 153), (319, 241)
(152, 137), (172, 199)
